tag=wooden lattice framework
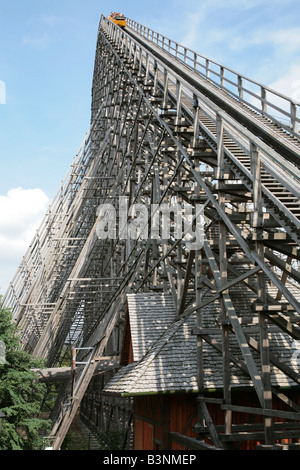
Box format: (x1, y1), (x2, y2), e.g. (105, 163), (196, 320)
(2, 14), (300, 450)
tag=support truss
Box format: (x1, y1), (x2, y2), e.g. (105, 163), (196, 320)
(2, 15), (300, 450)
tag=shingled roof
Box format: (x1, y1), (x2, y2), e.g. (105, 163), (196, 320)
(103, 282), (300, 397)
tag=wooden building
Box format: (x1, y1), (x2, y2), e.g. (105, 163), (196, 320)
(84, 288), (300, 450)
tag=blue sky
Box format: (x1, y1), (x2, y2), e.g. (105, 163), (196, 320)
(0, 0), (300, 294)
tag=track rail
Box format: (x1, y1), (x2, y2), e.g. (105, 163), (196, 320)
(102, 17), (300, 246)
(125, 25), (300, 169)
(126, 19), (300, 141)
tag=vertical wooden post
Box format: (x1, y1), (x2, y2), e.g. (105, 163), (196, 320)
(261, 86), (267, 115)
(162, 69), (169, 110)
(238, 75), (243, 101)
(196, 250), (203, 392)
(291, 102), (298, 134)
(206, 59), (210, 79)
(192, 94), (200, 148)
(176, 79), (182, 125)
(251, 142), (273, 445)
(217, 113), (232, 436)
(220, 66), (225, 89)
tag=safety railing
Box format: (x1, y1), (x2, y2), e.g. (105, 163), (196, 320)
(126, 18), (300, 138)
(101, 16), (300, 234)
(103, 17), (300, 174)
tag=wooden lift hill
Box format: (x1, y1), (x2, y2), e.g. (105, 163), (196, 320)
(2, 14), (300, 450)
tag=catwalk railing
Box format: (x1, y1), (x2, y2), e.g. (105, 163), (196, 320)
(103, 16), (300, 242)
(127, 18), (300, 137)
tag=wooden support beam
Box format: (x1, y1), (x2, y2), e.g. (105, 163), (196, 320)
(198, 401), (224, 449)
(203, 239), (265, 407)
(178, 250), (195, 315)
(221, 404), (300, 421)
(4, 16), (300, 452)
(169, 432), (222, 450)
(31, 357), (120, 383)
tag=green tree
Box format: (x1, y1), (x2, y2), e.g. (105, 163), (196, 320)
(0, 299), (51, 450)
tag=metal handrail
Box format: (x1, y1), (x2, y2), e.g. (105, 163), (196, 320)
(126, 18), (300, 138)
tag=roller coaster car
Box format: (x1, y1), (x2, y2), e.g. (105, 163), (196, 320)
(108, 12), (126, 28)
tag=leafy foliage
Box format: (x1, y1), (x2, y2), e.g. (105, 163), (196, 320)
(0, 299), (50, 450)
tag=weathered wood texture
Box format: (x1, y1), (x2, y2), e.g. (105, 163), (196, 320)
(133, 391), (300, 450)
(1, 13), (300, 449)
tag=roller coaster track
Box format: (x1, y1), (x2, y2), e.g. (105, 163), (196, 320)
(2, 15), (300, 450)
(126, 24), (300, 169)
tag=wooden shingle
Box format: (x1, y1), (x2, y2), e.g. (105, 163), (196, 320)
(103, 282), (300, 396)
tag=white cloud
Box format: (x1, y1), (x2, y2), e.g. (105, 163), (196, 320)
(177, 0), (300, 60)
(39, 15), (62, 26)
(22, 33), (50, 50)
(269, 61), (300, 103)
(180, 7), (208, 48)
(0, 187), (49, 294)
(229, 28), (300, 54)
(258, 61), (300, 127)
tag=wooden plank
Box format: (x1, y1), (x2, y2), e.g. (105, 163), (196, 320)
(197, 397), (225, 405)
(263, 312), (300, 340)
(178, 250), (195, 315)
(32, 357), (120, 383)
(252, 303), (294, 312)
(199, 401), (224, 448)
(169, 432), (222, 450)
(196, 421), (300, 434)
(221, 429), (300, 442)
(221, 404), (300, 421)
